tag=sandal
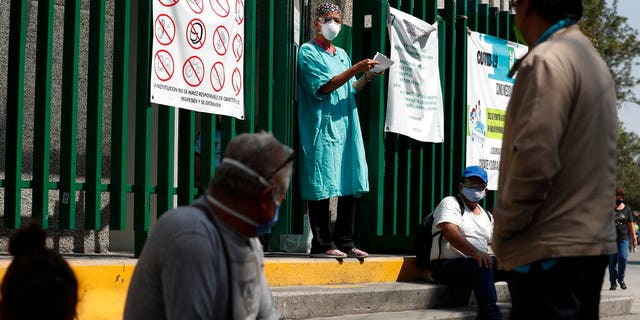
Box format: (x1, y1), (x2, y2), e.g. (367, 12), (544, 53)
(346, 248), (368, 258)
(310, 249), (347, 258)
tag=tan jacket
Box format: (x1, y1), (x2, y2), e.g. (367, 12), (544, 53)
(492, 25), (617, 270)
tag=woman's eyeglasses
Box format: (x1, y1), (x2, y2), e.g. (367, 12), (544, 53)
(318, 17), (342, 24)
(462, 180), (487, 191)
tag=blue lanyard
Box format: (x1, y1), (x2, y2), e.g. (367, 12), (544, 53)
(535, 18), (577, 45)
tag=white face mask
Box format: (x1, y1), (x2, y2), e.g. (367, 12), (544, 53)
(320, 20), (341, 41)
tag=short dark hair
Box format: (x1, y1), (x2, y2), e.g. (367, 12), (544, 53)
(616, 187), (625, 197)
(1, 223), (78, 320)
(529, 0), (583, 23)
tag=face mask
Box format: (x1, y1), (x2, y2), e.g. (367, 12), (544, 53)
(321, 20), (341, 41)
(616, 200), (623, 205)
(461, 187), (486, 203)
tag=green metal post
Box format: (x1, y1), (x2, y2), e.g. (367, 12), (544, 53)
(157, 105), (175, 216)
(177, 110), (197, 205)
(258, 0), (275, 132)
(352, 0), (387, 246)
(59, 0), (81, 229)
(110, 0), (131, 230)
(134, 0), (153, 256)
(86, 0), (106, 230)
(32, 0), (55, 227)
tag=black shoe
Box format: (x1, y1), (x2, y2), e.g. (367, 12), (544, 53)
(610, 285), (617, 290)
(619, 280), (627, 290)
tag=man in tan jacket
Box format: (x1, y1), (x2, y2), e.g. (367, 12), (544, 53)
(493, 0), (617, 319)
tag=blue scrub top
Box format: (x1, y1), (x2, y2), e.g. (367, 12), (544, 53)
(296, 41), (369, 201)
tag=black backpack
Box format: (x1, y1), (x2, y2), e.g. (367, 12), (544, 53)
(414, 194), (466, 270)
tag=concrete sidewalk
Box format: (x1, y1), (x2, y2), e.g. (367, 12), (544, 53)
(603, 249), (640, 319)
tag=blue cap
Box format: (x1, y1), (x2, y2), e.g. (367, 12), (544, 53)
(462, 165), (488, 183)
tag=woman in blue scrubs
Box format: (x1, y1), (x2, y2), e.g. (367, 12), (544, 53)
(297, 2), (381, 259)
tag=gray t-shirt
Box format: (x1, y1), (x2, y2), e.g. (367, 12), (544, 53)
(124, 197), (279, 319)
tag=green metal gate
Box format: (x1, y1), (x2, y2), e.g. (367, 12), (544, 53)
(2, 0), (515, 255)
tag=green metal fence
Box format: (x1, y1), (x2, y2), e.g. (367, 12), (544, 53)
(2, 0), (515, 255)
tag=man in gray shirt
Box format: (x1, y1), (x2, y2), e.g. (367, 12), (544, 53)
(124, 132), (294, 319)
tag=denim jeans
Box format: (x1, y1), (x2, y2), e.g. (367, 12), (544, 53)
(609, 239), (629, 286)
(431, 257), (505, 320)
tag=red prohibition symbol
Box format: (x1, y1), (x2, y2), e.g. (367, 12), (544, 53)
(187, 0), (204, 14)
(159, 0), (180, 7)
(186, 19), (206, 50)
(155, 14), (175, 46)
(210, 62), (226, 92)
(154, 50), (175, 81)
(210, 0), (230, 17)
(183, 56), (205, 87)
(232, 34), (243, 62)
(235, 0), (245, 25)
(212, 25), (230, 56)
(232, 67), (242, 96)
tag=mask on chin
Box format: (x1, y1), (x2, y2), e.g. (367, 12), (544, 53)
(320, 20), (341, 41)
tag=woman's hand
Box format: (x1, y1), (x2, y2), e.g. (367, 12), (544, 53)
(353, 59), (380, 74)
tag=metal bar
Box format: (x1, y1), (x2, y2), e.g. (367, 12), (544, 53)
(59, 0), (81, 229)
(85, 0), (106, 230)
(110, 0), (131, 230)
(454, 0), (468, 181)
(237, 0), (256, 135)
(5, 0), (28, 228)
(177, 110), (197, 206)
(499, 10), (510, 40)
(32, 0), (55, 227)
(134, 0), (153, 256)
(199, 114), (216, 194)
(257, 0), (274, 132)
(351, 0), (387, 243)
(477, 3), (489, 33)
(156, 105), (175, 216)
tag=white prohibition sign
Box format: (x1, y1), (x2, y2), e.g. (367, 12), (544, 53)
(212, 25), (230, 56)
(183, 56), (205, 87)
(232, 34), (243, 62)
(187, 0), (204, 14)
(154, 50), (174, 81)
(232, 67), (242, 96)
(155, 14), (175, 46)
(210, 62), (225, 92)
(186, 19), (206, 50)
(235, 0), (245, 25)
(159, 0), (180, 7)
(210, 0), (230, 17)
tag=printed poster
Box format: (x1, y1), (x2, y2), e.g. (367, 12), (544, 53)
(466, 31), (528, 189)
(151, 0), (245, 119)
(385, 8), (444, 143)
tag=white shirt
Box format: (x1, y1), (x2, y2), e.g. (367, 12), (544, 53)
(430, 196), (493, 261)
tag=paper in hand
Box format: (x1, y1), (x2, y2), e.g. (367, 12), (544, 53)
(371, 52), (394, 73)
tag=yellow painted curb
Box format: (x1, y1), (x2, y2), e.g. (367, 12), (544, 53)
(0, 256), (422, 319)
(264, 256), (422, 287)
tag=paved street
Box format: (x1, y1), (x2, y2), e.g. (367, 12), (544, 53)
(603, 249), (640, 319)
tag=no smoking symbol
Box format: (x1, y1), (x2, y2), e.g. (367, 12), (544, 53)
(187, 19), (206, 50)
(232, 67), (242, 96)
(212, 25), (229, 56)
(155, 14), (175, 45)
(210, 0), (230, 17)
(183, 56), (205, 87)
(154, 50), (174, 82)
(235, 0), (244, 24)
(232, 34), (243, 61)
(210, 62), (225, 92)
(187, 0), (204, 14)
(159, 0), (179, 7)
